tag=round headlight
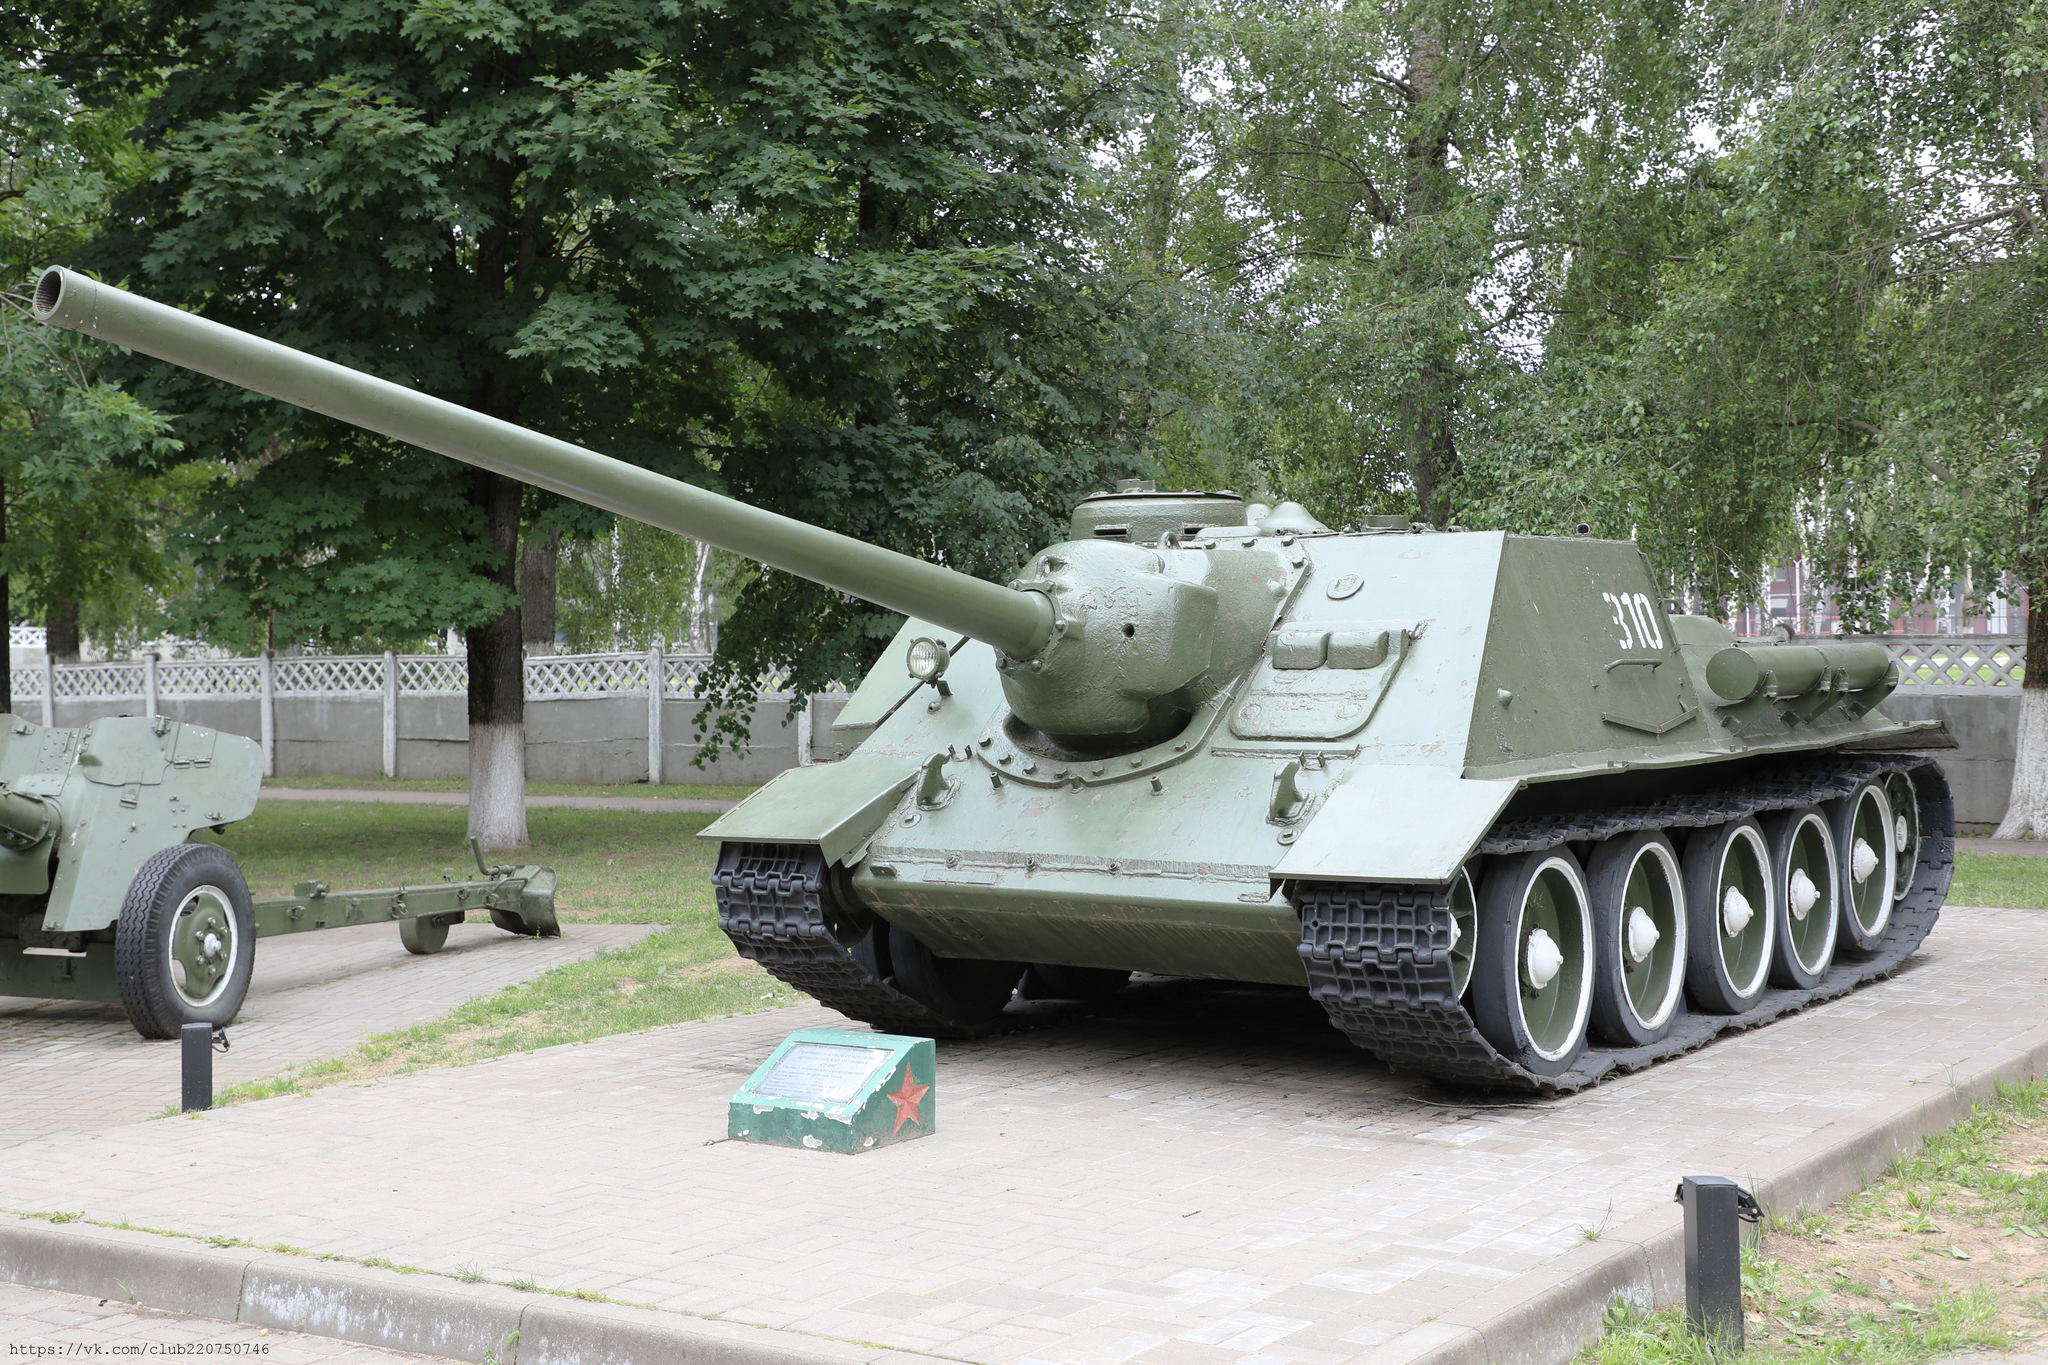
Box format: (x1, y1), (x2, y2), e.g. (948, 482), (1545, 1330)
(906, 637), (950, 682)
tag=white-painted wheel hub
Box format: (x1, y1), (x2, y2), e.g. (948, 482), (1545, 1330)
(1721, 885), (1753, 937)
(1524, 928), (1563, 990)
(1851, 837), (1880, 883)
(202, 932), (222, 960)
(1895, 819), (1910, 852)
(1625, 906), (1659, 963)
(1788, 867), (1819, 921)
(1448, 915), (1461, 950)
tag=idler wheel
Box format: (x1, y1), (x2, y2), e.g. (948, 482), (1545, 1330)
(1883, 770), (1921, 904)
(1682, 818), (1777, 1013)
(1470, 849), (1594, 1076)
(1763, 808), (1838, 989)
(1586, 831), (1687, 1046)
(1829, 780), (1897, 956)
(114, 844), (257, 1039)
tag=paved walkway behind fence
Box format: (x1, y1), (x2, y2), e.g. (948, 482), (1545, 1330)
(260, 787), (740, 814)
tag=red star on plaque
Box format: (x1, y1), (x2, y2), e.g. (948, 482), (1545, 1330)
(886, 1067), (929, 1136)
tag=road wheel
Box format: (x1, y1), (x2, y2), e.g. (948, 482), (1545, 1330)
(1683, 819), (1776, 1013)
(1830, 780), (1897, 956)
(1448, 863), (1480, 1001)
(115, 845), (257, 1040)
(1884, 770), (1921, 904)
(1586, 831), (1686, 1046)
(1022, 964), (1133, 1000)
(1764, 808), (1837, 989)
(1470, 849), (1594, 1076)
(887, 927), (1024, 1033)
(400, 912), (463, 955)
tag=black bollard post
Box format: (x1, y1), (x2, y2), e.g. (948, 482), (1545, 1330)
(181, 1022), (213, 1112)
(1676, 1176), (1762, 1346)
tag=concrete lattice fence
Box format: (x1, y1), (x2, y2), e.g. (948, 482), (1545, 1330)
(0, 634), (2023, 804)
(7, 648), (846, 787)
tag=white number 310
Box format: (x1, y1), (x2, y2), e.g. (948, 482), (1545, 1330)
(1602, 592), (1664, 652)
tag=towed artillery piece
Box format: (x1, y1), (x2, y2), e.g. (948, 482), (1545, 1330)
(35, 265), (1953, 1090)
(0, 702), (558, 1040)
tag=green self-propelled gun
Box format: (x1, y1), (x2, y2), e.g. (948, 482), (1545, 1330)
(34, 265), (1953, 1091)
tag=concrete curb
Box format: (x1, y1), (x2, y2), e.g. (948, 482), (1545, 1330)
(0, 1219), (926, 1365)
(1376, 1021), (2048, 1365)
(8, 1025), (2048, 1365)
(259, 787), (738, 814)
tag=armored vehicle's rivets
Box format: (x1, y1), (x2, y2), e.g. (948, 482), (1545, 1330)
(978, 736), (992, 747)
(902, 812), (920, 826)
(998, 753), (1013, 764)
(1054, 768), (1068, 779)
(1022, 762), (1038, 774)
(946, 854), (960, 867)
(1090, 766), (1104, 776)
(1242, 538), (1257, 548)
(1129, 756), (1144, 767)
(1498, 689), (1514, 704)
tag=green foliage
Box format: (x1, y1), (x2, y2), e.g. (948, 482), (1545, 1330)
(0, 67), (191, 652)
(555, 526), (751, 654)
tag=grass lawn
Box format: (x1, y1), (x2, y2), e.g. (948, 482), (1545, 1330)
(1584, 1080), (2048, 1362)
(261, 773), (758, 802)
(190, 800), (802, 1109)
(1950, 852), (2048, 911)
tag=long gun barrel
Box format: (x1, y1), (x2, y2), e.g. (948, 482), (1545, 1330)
(32, 267), (1055, 662)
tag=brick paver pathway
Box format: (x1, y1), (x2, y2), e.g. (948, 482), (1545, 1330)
(5, 905), (2047, 1365)
(0, 1281), (462, 1363)
(1, 920), (656, 1148)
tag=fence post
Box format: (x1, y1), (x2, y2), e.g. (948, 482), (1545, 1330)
(382, 650), (398, 779)
(40, 656), (53, 728)
(259, 651), (276, 779)
(143, 653), (159, 719)
(796, 694), (813, 768)
(647, 642), (664, 786)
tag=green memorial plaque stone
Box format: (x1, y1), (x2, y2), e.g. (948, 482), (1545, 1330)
(729, 1028), (936, 1153)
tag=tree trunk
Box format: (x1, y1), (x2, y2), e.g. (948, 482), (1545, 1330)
(520, 523), (561, 655)
(1392, 23), (1462, 530)
(0, 476), (10, 717)
(467, 469), (528, 848)
(46, 599), (80, 662)
(1994, 439), (2048, 838)
(688, 541), (712, 652)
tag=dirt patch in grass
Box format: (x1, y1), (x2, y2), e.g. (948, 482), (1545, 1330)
(1586, 1080), (2048, 1362)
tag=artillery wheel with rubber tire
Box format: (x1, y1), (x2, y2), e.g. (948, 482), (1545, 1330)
(1470, 849), (1595, 1076)
(1585, 831), (1686, 1046)
(1763, 808), (1837, 989)
(114, 844), (257, 1039)
(1830, 780), (1897, 956)
(1682, 818), (1776, 1013)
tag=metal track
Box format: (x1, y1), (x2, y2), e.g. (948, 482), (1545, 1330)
(713, 841), (972, 1037)
(1295, 755), (1955, 1094)
(717, 756), (1954, 1094)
